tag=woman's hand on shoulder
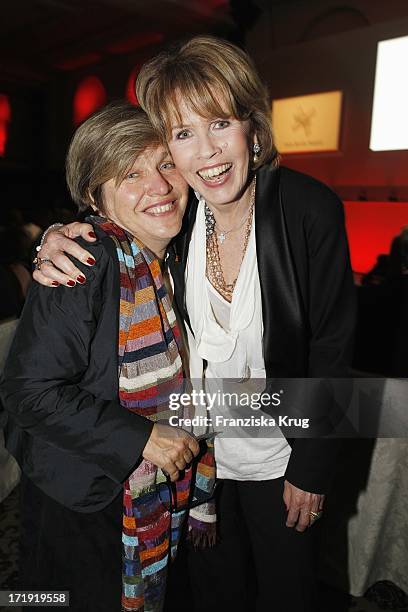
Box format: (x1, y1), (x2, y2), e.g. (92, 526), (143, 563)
(33, 222), (97, 287)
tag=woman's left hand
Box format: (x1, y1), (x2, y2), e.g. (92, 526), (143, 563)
(283, 479), (325, 532)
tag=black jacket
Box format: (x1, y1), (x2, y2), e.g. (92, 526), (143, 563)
(167, 165), (356, 494)
(0, 232), (153, 512)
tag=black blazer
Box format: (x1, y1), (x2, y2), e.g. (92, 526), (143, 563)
(0, 232), (153, 512)
(167, 165), (356, 494)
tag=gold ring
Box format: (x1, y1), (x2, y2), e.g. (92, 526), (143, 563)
(309, 510), (323, 521)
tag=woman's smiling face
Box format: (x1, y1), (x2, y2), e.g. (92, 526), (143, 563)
(167, 97), (254, 209)
(100, 145), (188, 256)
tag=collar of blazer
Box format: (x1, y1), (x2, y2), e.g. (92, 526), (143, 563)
(167, 165), (307, 377)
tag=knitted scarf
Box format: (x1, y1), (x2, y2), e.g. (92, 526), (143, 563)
(92, 218), (215, 612)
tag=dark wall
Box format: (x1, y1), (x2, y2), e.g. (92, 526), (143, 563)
(1, 1), (408, 211)
(0, 83), (49, 214)
(44, 49), (160, 172)
(0, 45), (166, 214)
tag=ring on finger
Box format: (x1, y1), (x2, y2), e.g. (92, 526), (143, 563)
(309, 510), (323, 523)
(33, 256), (54, 271)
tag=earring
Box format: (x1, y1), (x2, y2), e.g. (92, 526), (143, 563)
(253, 142), (261, 162)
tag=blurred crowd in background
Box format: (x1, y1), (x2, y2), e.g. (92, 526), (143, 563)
(354, 226), (408, 377)
(0, 205), (76, 321)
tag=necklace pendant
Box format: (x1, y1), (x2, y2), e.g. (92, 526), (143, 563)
(218, 232), (226, 244)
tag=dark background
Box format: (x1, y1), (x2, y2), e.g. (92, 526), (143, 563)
(1, 1), (408, 205)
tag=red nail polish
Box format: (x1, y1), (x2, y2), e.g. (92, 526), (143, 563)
(52, 281), (60, 286)
(67, 280), (75, 287)
(88, 231), (97, 239)
(77, 275), (86, 284)
(87, 257), (96, 265)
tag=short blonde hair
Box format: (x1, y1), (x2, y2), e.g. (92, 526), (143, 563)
(136, 36), (278, 170)
(66, 101), (161, 212)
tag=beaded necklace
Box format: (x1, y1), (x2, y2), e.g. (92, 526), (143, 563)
(205, 177), (256, 303)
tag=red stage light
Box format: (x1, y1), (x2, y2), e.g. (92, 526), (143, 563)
(73, 76), (107, 126)
(344, 201), (408, 273)
(0, 94), (11, 157)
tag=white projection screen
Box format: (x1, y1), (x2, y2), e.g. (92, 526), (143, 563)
(370, 35), (408, 151)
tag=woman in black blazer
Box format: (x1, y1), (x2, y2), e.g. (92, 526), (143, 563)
(0, 102), (199, 612)
(32, 37), (356, 612)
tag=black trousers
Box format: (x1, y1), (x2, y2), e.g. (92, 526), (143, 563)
(185, 477), (319, 612)
(19, 475), (123, 611)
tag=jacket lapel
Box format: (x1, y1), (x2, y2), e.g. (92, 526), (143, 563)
(167, 189), (198, 333)
(169, 170), (306, 376)
(255, 166), (306, 376)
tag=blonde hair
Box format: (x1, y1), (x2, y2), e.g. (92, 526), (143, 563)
(66, 101), (161, 212)
(136, 35), (278, 169)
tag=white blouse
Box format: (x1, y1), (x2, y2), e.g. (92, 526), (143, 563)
(185, 198), (291, 481)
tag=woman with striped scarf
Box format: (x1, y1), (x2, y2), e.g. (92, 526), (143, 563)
(0, 102), (216, 612)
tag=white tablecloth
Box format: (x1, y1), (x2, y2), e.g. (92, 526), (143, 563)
(0, 318), (21, 502)
(347, 438), (408, 595)
(320, 379), (408, 596)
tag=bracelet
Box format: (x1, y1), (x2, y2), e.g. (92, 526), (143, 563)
(35, 222), (64, 254)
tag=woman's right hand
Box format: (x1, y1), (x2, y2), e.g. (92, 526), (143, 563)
(33, 222), (98, 287)
(142, 423), (200, 482)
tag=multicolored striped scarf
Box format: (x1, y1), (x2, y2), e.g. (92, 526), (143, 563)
(92, 218), (215, 612)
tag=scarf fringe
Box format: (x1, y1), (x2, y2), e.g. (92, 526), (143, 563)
(188, 522), (217, 548)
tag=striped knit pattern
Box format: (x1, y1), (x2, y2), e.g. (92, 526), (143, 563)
(93, 219), (191, 612)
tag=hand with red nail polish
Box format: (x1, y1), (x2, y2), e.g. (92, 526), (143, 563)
(32, 221), (97, 287)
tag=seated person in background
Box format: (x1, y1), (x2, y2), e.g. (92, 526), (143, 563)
(0, 227), (31, 320)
